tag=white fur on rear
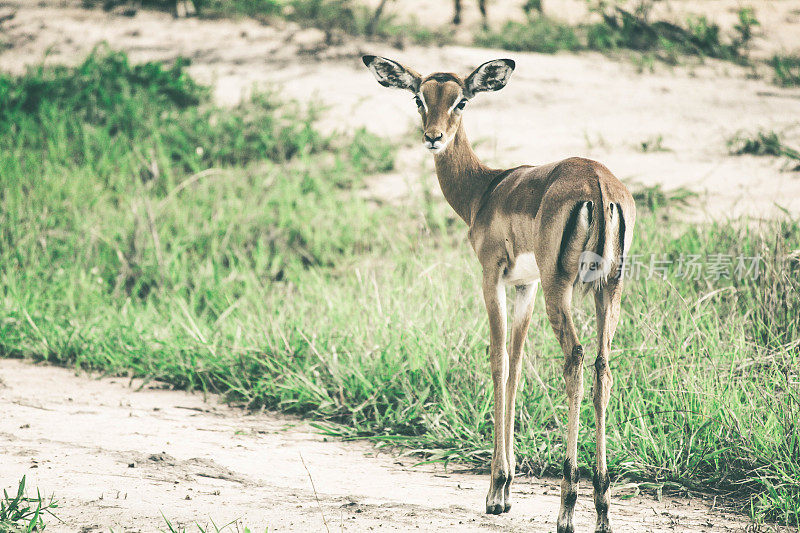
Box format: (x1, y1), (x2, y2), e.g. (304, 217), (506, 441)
(503, 253), (540, 286)
(562, 202), (593, 278)
(578, 203), (591, 231)
(604, 202), (619, 274)
(577, 201), (622, 291)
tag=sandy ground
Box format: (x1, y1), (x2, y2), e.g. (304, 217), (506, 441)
(0, 359), (757, 532)
(1, 1), (799, 219)
(0, 3), (799, 531)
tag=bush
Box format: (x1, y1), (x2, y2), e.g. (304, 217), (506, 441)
(196, 0), (284, 18)
(728, 130), (800, 170)
(285, 0), (452, 45)
(586, 6), (751, 61)
(0, 476), (58, 531)
(482, 4), (757, 62)
(771, 55), (800, 87)
(476, 17), (581, 54)
(0, 48), (395, 299)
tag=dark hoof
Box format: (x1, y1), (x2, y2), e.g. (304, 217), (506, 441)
(486, 503), (504, 515)
(503, 502), (512, 513)
(557, 525), (574, 533)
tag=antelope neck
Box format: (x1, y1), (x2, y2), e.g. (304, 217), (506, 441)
(433, 121), (504, 225)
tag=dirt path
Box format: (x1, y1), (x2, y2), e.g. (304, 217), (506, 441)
(0, 359), (754, 532)
(2, 2), (800, 219)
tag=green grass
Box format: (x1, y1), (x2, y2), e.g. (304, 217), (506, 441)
(476, 5), (757, 62)
(160, 515), (261, 533)
(284, 0), (453, 46)
(192, 0), (283, 19)
(0, 477), (59, 532)
(87, 0), (453, 46)
(770, 55), (800, 88)
(2, 51), (800, 527)
(475, 17), (581, 54)
(728, 130), (800, 171)
(638, 134), (670, 153)
(627, 182), (697, 212)
(83, 0), (284, 18)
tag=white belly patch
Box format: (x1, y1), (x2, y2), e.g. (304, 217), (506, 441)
(503, 253), (540, 285)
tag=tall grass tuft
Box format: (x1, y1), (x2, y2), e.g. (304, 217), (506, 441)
(728, 130), (800, 171)
(770, 55), (800, 87)
(476, 17), (580, 53)
(0, 476), (59, 531)
(477, 4), (757, 62)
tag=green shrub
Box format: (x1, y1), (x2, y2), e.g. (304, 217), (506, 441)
(0, 48), (328, 179)
(286, 0), (360, 32)
(771, 55), (800, 87)
(476, 17), (581, 54)
(83, 0), (284, 18)
(486, 4), (757, 62)
(0, 48), (395, 297)
(286, 0), (452, 45)
(196, 0), (284, 18)
(728, 130), (800, 169)
(586, 6), (749, 61)
(0, 476), (58, 531)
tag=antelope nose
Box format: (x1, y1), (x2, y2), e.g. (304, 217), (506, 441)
(424, 132), (443, 144)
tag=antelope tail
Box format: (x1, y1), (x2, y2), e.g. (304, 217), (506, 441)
(558, 187), (626, 292)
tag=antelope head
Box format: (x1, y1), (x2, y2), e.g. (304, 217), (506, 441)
(362, 55), (515, 154)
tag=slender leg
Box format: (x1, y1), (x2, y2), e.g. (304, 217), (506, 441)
(478, 0), (488, 28)
(452, 0), (462, 24)
(542, 279), (582, 533)
(483, 272), (508, 515)
(502, 281), (538, 512)
(592, 279), (622, 532)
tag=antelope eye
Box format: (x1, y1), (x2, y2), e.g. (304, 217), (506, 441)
(455, 98), (468, 111)
(414, 95), (424, 108)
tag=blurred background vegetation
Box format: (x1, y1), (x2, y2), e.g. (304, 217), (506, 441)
(80, 0), (800, 85)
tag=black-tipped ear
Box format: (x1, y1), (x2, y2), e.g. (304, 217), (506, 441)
(464, 59), (515, 98)
(362, 55), (421, 93)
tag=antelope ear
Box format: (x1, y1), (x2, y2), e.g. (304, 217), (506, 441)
(464, 59), (515, 98)
(362, 55), (421, 93)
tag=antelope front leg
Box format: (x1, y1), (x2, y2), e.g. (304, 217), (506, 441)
(502, 282), (538, 512)
(483, 273), (508, 515)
